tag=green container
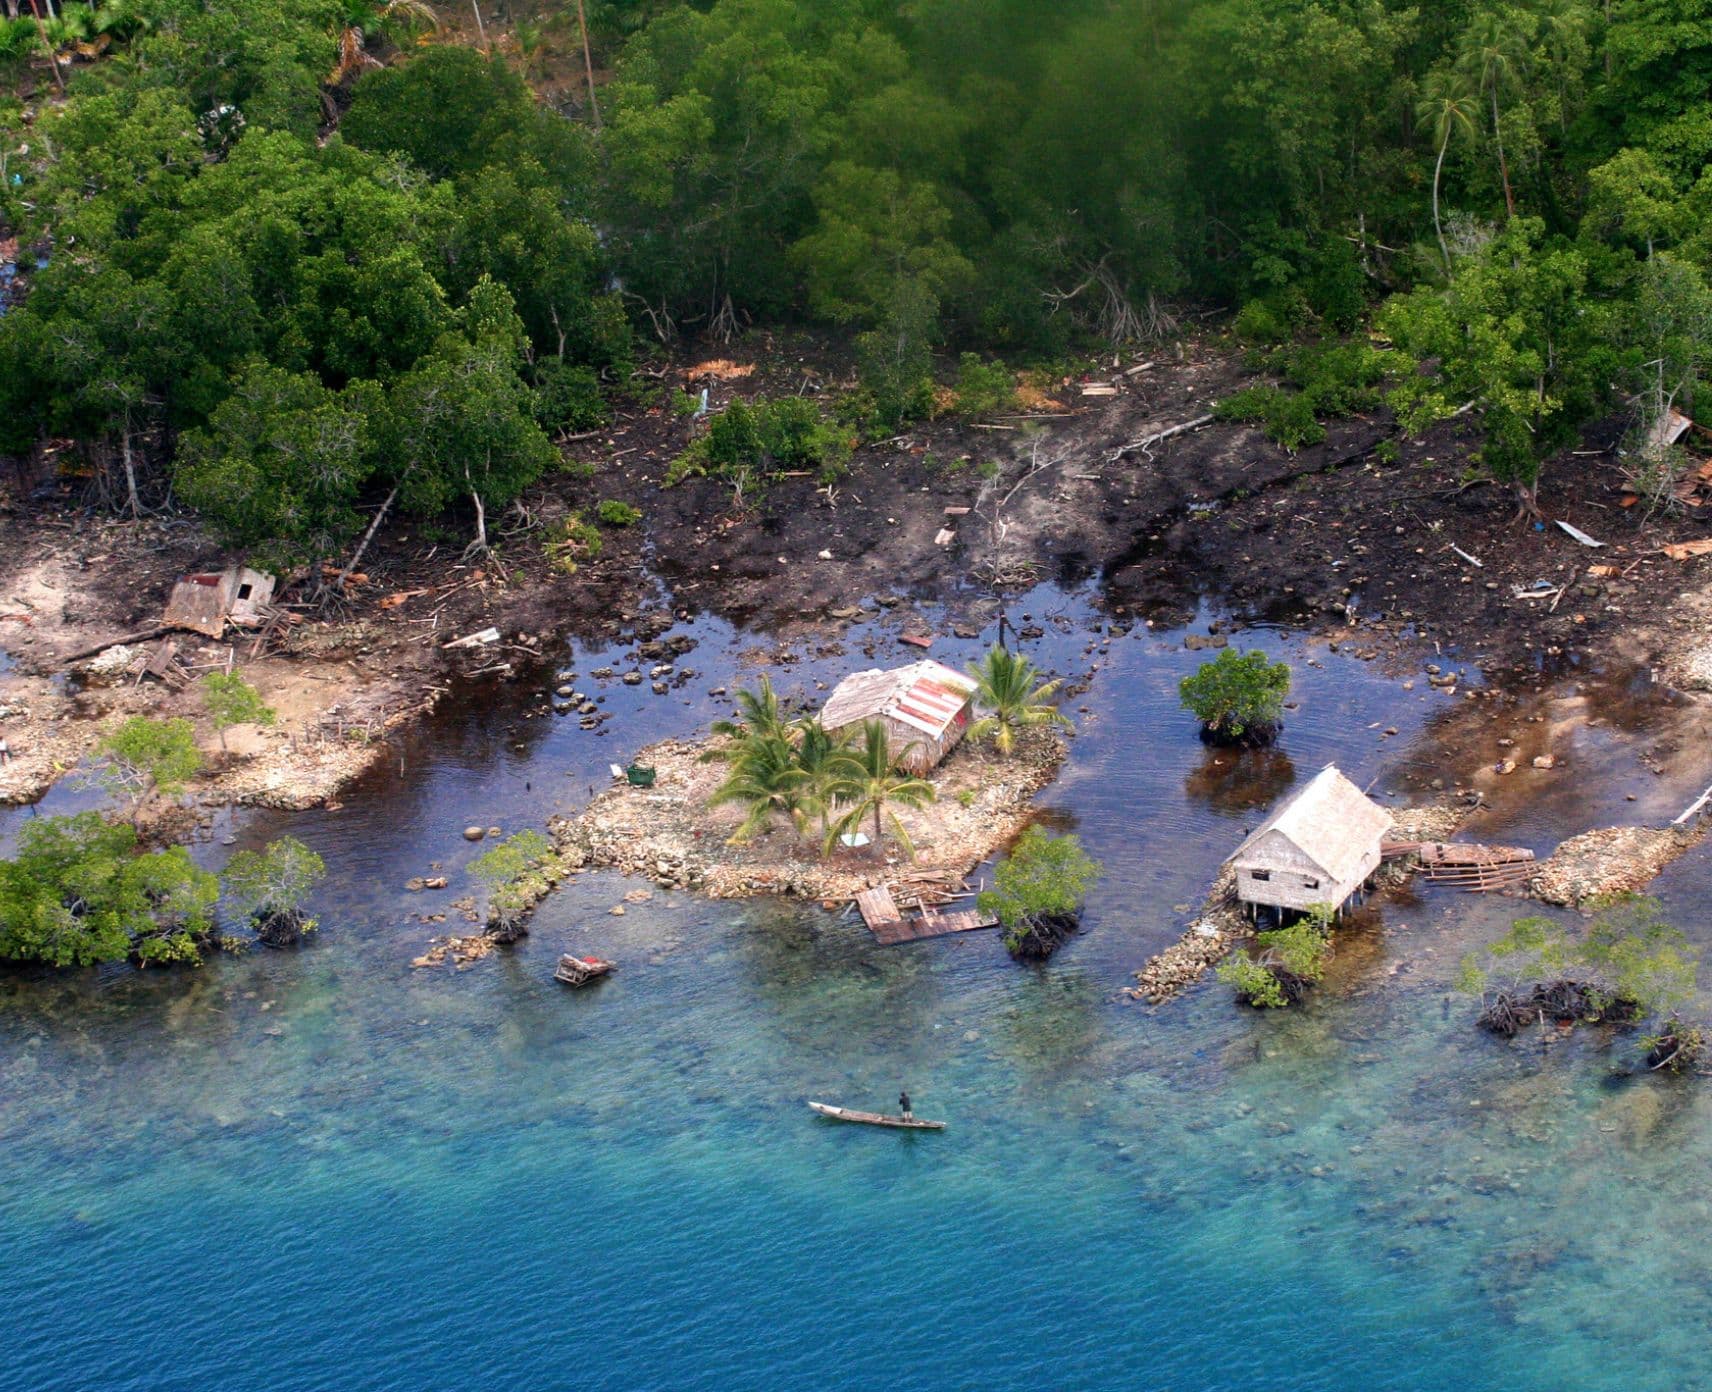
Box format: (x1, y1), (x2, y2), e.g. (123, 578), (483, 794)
(625, 765), (657, 788)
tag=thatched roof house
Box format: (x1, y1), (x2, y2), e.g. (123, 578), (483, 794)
(1226, 764), (1390, 915)
(819, 660), (978, 774)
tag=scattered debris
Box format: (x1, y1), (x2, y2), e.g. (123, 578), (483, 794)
(1661, 538), (1712, 561)
(1110, 413), (1215, 462)
(933, 529), (956, 547)
(555, 953), (616, 986)
(1646, 406), (1694, 454)
(442, 627), (501, 650)
(1450, 544), (1483, 569)
(1672, 782), (1712, 826)
(162, 566), (277, 639)
(1554, 519), (1606, 548)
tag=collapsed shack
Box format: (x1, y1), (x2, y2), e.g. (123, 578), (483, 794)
(162, 566), (276, 639)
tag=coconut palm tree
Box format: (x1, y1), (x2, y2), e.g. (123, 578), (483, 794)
(330, 0), (437, 85)
(1457, 12), (1530, 220)
(791, 717), (847, 833)
(705, 676), (793, 760)
(823, 721), (936, 860)
(1417, 70), (1479, 275)
(965, 644), (1071, 757)
(706, 732), (811, 844)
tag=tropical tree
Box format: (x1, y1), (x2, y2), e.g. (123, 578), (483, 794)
(965, 644), (1071, 756)
(979, 826), (1101, 961)
(707, 733), (812, 844)
(1457, 11), (1530, 219)
(707, 676), (792, 754)
(221, 836), (327, 947)
(823, 720), (936, 860)
(330, 0), (438, 87)
(202, 671), (278, 754)
(177, 366), (385, 570)
(791, 717), (847, 833)
(86, 717), (203, 824)
(1417, 69), (1479, 273)
(1381, 218), (1610, 519)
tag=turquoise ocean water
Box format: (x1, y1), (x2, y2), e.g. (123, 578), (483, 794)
(5, 592), (1710, 1391)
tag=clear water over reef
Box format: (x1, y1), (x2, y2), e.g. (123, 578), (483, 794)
(4, 587), (1709, 1391)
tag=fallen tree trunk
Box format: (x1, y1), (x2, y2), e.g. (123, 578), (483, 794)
(1110, 414), (1214, 461)
(61, 626), (174, 664)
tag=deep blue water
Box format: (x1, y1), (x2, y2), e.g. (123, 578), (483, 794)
(5, 590), (1711, 1391)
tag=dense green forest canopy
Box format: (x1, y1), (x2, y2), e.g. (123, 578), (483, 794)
(4, 0), (1712, 548)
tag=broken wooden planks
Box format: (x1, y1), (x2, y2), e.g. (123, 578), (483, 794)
(869, 905), (999, 946)
(1415, 841), (1536, 893)
(855, 885), (903, 932)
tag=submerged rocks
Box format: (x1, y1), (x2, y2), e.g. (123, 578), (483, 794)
(464, 826), (486, 842)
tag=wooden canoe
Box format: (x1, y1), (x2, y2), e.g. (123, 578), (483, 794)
(808, 1101), (946, 1130)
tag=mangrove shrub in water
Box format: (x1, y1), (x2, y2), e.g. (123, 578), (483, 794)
(469, 830), (554, 943)
(1455, 899), (1702, 1068)
(222, 836), (326, 947)
(0, 812), (218, 966)
(980, 826), (1101, 961)
(1179, 649), (1290, 747)
(1218, 905), (1335, 1007)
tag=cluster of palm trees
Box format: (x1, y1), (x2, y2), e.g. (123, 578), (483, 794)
(1418, 7), (1582, 272)
(706, 645), (1069, 859)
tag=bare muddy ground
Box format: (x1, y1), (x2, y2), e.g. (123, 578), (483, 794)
(6, 331), (1712, 822)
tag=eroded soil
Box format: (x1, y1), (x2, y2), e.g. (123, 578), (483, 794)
(7, 331), (1712, 827)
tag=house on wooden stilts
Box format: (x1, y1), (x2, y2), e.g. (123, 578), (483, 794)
(818, 660), (977, 774)
(1226, 764), (1390, 919)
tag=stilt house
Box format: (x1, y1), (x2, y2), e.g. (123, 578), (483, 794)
(818, 660), (978, 774)
(1226, 764), (1390, 916)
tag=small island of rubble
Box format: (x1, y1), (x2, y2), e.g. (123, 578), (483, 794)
(551, 657), (1070, 904)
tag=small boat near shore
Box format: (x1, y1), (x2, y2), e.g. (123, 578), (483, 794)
(808, 1101), (946, 1130)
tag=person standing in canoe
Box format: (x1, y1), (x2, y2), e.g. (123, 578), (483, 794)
(899, 1089), (913, 1121)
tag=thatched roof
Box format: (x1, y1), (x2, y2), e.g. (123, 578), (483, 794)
(1225, 764), (1390, 882)
(819, 660), (977, 740)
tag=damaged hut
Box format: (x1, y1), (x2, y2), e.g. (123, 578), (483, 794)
(1226, 763), (1390, 917)
(819, 660), (978, 775)
(162, 566), (275, 639)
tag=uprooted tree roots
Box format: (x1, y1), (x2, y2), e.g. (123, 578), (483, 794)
(1477, 980), (1644, 1038)
(1002, 911), (1081, 962)
(253, 908), (315, 948)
